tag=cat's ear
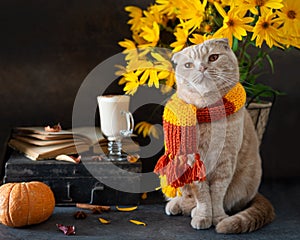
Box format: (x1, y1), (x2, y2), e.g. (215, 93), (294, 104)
(216, 38), (230, 51)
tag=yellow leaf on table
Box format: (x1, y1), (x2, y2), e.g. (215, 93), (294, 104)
(116, 206), (138, 212)
(129, 219), (146, 226)
(99, 218), (111, 224)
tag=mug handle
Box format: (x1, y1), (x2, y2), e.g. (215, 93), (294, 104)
(120, 111), (134, 137)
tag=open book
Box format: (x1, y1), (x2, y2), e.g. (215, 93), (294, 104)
(8, 126), (139, 160)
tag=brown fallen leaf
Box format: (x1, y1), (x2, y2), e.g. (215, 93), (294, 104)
(73, 211), (87, 219)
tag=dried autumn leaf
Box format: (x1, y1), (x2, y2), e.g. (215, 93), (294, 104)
(44, 123), (62, 132)
(129, 219), (146, 226)
(141, 192), (147, 200)
(73, 211), (87, 219)
(99, 217), (111, 224)
(116, 206), (138, 212)
(92, 208), (104, 214)
(56, 224), (76, 235)
(127, 154), (140, 163)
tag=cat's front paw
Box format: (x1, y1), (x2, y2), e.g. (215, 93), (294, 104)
(212, 214), (229, 226)
(191, 207), (212, 230)
(165, 198), (182, 216)
(191, 216), (212, 230)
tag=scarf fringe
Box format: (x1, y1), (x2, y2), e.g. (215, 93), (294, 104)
(154, 153), (206, 188)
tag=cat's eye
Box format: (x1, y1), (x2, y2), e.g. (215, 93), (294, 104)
(208, 54), (219, 62)
(184, 62), (194, 68)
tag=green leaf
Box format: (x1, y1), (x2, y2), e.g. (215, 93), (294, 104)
(232, 37), (239, 52)
(213, 17), (223, 28)
(243, 51), (251, 61)
(242, 82), (283, 100)
(266, 54), (274, 74)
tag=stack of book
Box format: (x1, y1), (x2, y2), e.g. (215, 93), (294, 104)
(8, 126), (139, 160)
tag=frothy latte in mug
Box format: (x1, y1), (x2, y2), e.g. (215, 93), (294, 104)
(97, 95), (132, 141)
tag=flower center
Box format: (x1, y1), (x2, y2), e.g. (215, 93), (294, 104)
(262, 22), (269, 29)
(256, 0), (264, 6)
(204, 24), (213, 33)
(287, 10), (296, 19)
(227, 19), (235, 26)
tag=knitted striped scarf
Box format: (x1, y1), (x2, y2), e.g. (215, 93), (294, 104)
(154, 83), (246, 197)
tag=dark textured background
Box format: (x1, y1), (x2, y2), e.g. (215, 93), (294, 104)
(0, 0), (299, 179)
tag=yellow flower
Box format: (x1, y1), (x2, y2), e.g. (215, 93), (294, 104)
(214, 3), (254, 47)
(148, 52), (175, 92)
(156, 0), (181, 17)
(234, 0), (283, 15)
(120, 71), (141, 95)
(118, 39), (136, 52)
(277, 0), (300, 36)
(159, 175), (182, 198)
(161, 72), (176, 93)
(281, 35), (300, 48)
(132, 33), (148, 46)
(135, 121), (161, 139)
(119, 0), (294, 99)
(208, 0), (232, 7)
(189, 33), (215, 44)
(115, 64), (127, 76)
(118, 39), (139, 63)
(125, 6), (143, 32)
(141, 68), (164, 88)
(170, 27), (189, 52)
(251, 10), (283, 48)
(233, 0), (258, 15)
(125, 6), (142, 20)
(177, 0), (207, 32)
(122, 50), (173, 90)
(140, 22), (160, 46)
(126, 56), (149, 73)
(151, 52), (173, 71)
(144, 5), (168, 26)
(256, 0), (284, 14)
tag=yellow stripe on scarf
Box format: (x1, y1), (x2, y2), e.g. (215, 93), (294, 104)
(223, 83), (246, 111)
(163, 94), (197, 127)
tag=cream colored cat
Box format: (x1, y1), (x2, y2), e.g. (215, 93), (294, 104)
(165, 38), (275, 233)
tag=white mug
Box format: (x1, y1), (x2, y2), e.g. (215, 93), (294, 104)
(97, 95), (134, 141)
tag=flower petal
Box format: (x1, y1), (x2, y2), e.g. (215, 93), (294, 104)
(129, 219), (147, 226)
(99, 218), (111, 224)
(116, 206), (138, 211)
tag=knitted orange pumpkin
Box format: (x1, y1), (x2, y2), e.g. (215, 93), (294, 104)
(0, 181), (55, 227)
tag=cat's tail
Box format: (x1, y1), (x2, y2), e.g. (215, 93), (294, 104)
(216, 193), (275, 234)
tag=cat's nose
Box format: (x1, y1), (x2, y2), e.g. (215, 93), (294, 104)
(199, 65), (207, 73)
